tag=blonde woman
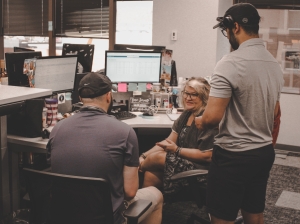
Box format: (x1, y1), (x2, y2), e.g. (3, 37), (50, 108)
(139, 77), (217, 194)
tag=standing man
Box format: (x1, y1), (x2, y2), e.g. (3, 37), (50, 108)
(47, 72), (163, 224)
(195, 3), (284, 224)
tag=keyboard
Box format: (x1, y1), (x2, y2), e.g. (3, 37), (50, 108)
(111, 111), (137, 120)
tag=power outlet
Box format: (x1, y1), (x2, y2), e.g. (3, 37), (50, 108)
(171, 30), (177, 40)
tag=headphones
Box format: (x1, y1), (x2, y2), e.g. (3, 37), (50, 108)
(221, 15), (235, 29)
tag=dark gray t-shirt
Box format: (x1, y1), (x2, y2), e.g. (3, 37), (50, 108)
(47, 109), (139, 212)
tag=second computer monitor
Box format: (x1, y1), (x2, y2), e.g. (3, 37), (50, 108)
(105, 51), (162, 83)
(34, 56), (78, 93)
(62, 43), (94, 73)
(5, 51), (42, 87)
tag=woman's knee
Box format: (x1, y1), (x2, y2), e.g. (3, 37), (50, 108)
(143, 151), (166, 170)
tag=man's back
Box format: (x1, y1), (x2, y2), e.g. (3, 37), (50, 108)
(211, 38), (284, 151)
(47, 109), (139, 211)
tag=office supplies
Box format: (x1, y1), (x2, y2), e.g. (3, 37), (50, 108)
(110, 111), (137, 120)
(138, 83), (147, 92)
(128, 83), (137, 91)
(5, 51), (42, 87)
(34, 55), (78, 93)
(105, 50), (162, 83)
(118, 83), (127, 92)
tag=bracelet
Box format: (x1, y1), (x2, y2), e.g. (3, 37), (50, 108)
(140, 153), (146, 159)
(175, 147), (182, 157)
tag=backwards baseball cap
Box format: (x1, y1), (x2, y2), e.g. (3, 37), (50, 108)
(213, 3), (260, 29)
(78, 72), (116, 98)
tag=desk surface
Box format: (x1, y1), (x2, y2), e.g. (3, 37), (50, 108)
(0, 85), (52, 105)
(7, 112), (175, 152)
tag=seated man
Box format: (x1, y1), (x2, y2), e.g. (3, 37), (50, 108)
(47, 72), (163, 224)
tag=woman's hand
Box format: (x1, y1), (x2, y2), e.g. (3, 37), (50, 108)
(156, 139), (177, 153)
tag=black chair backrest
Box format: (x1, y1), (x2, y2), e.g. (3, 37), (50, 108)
(23, 168), (113, 224)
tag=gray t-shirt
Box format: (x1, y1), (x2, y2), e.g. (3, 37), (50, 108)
(210, 38), (284, 151)
(47, 109), (139, 212)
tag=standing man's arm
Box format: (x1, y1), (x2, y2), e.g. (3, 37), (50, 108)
(272, 101), (281, 146)
(123, 165), (139, 200)
(195, 96), (231, 130)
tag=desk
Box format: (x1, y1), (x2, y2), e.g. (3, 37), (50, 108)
(8, 112), (174, 153)
(0, 85), (52, 219)
(7, 112), (175, 211)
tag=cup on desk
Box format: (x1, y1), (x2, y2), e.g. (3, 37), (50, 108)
(1, 77), (8, 85)
(45, 98), (58, 127)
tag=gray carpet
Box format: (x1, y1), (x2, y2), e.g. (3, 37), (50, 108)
(162, 152), (300, 224)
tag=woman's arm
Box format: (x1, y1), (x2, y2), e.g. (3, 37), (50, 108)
(156, 138), (212, 163)
(138, 131), (178, 171)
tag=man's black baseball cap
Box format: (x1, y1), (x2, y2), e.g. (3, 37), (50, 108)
(213, 3), (260, 29)
(78, 72), (116, 98)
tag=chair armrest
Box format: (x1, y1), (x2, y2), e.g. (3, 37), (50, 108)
(170, 169), (208, 181)
(124, 199), (152, 221)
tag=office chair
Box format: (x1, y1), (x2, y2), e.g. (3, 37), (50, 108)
(23, 168), (151, 224)
(168, 169), (243, 224)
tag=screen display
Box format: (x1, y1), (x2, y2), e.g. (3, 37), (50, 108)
(105, 51), (162, 83)
(34, 56), (78, 92)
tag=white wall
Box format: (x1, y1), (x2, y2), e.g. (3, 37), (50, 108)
(153, 0), (231, 79)
(278, 94), (300, 147)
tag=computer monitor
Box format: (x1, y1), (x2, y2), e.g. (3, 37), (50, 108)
(114, 44), (165, 52)
(71, 72), (89, 104)
(5, 51), (42, 87)
(13, 47), (35, 52)
(105, 51), (162, 83)
(34, 56), (78, 93)
(62, 44), (94, 73)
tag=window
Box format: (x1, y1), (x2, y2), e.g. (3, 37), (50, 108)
(116, 1), (153, 45)
(55, 0), (109, 38)
(3, 0), (48, 36)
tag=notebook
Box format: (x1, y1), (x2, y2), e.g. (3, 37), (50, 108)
(167, 113), (181, 121)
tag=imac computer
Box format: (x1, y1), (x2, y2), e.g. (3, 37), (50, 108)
(62, 44), (94, 73)
(13, 47), (35, 52)
(5, 51), (42, 87)
(34, 56), (78, 93)
(114, 44), (165, 52)
(105, 51), (162, 83)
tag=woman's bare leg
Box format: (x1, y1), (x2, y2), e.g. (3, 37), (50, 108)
(141, 151), (166, 172)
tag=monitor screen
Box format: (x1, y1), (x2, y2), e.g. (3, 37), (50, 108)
(62, 43), (94, 73)
(105, 51), (162, 83)
(5, 51), (42, 87)
(114, 44), (165, 52)
(13, 47), (35, 52)
(71, 72), (89, 104)
(34, 56), (78, 93)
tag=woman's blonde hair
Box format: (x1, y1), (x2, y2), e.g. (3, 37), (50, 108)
(181, 77), (211, 115)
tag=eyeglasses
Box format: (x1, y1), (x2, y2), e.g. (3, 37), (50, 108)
(221, 29), (227, 37)
(181, 91), (199, 100)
